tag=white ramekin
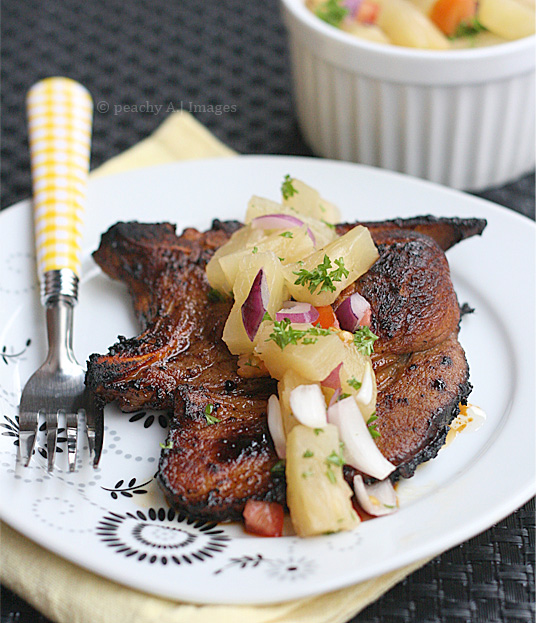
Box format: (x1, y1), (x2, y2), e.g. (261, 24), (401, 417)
(280, 0), (535, 191)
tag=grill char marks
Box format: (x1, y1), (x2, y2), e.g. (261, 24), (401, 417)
(337, 215), (487, 252)
(159, 383), (283, 521)
(87, 221), (253, 412)
(373, 331), (471, 478)
(335, 230), (461, 355)
(87, 215), (485, 521)
(91, 220), (241, 325)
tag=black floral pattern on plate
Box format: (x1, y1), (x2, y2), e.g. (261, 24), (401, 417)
(1, 338), (31, 365)
(128, 411), (169, 429)
(101, 477), (152, 499)
(0, 414), (19, 443)
(96, 507), (230, 565)
(214, 553), (317, 580)
(1, 413), (66, 457)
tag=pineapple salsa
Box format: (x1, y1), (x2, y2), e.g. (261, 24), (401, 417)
(206, 177), (398, 537)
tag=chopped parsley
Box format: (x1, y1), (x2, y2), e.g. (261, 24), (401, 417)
(263, 322), (331, 350)
(159, 440), (174, 450)
(315, 0), (348, 27)
(338, 393), (350, 401)
(279, 231), (293, 238)
(281, 174), (298, 200)
(353, 326), (379, 356)
(208, 288), (225, 302)
(302, 470), (314, 478)
(204, 404), (221, 425)
(326, 467), (337, 484)
(293, 255), (349, 294)
(451, 17), (486, 40)
(367, 413), (380, 439)
(252, 246), (258, 254)
(262, 311), (273, 322)
(347, 377), (362, 391)
(314, 428), (324, 435)
(325, 449), (345, 467)
(303, 449), (314, 458)
(321, 219), (336, 230)
(267, 318), (306, 349)
(271, 459), (286, 474)
(266, 319), (335, 350)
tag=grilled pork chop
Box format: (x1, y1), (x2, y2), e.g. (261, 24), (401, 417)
(87, 216), (485, 520)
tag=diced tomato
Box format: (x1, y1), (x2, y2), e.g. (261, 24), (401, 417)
(359, 306), (372, 327)
(430, 0), (477, 36)
(314, 305), (340, 329)
(243, 500), (284, 537)
(357, 0), (380, 25)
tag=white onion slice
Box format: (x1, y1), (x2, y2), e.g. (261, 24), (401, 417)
(327, 397), (395, 480)
(335, 292), (371, 332)
(275, 301), (320, 324)
(321, 362), (343, 390)
(267, 394), (286, 459)
(355, 362), (374, 407)
(289, 384), (327, 428)
(251, 214), (316, 246)
(241, 269), (269, 342)
(353, 474), (398, 516)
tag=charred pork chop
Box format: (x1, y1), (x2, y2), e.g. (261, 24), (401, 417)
(87, 216), (485, 520)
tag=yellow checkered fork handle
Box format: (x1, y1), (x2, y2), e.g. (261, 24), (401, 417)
(27, 77), (93, 283)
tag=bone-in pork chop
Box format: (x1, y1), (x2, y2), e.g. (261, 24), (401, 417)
(87, 216), (485, 520)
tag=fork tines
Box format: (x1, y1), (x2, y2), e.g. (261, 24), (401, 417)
(19, 397), (103, 472)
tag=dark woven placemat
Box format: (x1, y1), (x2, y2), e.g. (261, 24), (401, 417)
(1, 1), (534, 622)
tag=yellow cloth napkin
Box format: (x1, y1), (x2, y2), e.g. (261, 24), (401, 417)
(0, 111), (433, 623)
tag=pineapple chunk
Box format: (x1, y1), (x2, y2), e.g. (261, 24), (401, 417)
(255, 321), (344, 381)
(255, 321), (374, 387)
(219, 225), (314, 288)
(278, 369), (315, 437)
(283, 226), (379, 306)
(222, 253), (287, 355)
(278, 372), (303, 437)
(245, 195), (282, 222)
(245, 196), (337, 249)
(375, 0), (450, 49)
(283, 178), (341, 224)
(478, 0), (535, 39)
(206, 225), (264, 295)
(286, 425), (360, 537)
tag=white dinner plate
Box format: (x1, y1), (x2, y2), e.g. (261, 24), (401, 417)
(0, 156), (534, 605)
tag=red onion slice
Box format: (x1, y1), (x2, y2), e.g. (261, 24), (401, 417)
(275, 301), (319, 324)
(353, 475), (398, 516)
(241, 269), (269, 342)
(327, 396), (395, 480)
(251, 214), (316, 246)
(321, 362), (343, 390)
(328, 387), (341, 408)
(335, 292), (371, 332)
(267, 395), (286, 459)
(343, 0), (363, 17)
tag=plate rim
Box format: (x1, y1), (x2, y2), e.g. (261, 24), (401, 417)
(0, 155), (534, 605)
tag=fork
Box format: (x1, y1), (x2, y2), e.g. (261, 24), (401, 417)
(19, 77), (103, 472)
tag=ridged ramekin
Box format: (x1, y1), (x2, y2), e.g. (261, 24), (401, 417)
(280, 0), (535, 191)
